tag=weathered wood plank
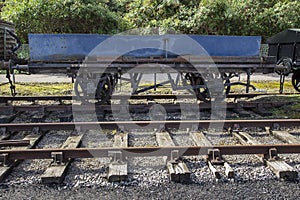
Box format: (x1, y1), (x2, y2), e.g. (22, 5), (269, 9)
(191, 131), (234, 179)
(190, 131), (212, 146)
(167, 161), (191, 183)
(156, 131), (190, 182)
(267, 160), (298, 180)
(233, 131), (298, 181)
(224, 162), (234, 178)
(113, 133), (128, 148)
(41, 135), (83, 184)
(156, 131), (175, 147)
(207, 161), (221, 179)
(0, 132), (44, 182)
(272, 131), (300, 144)
(108, 133), (128, 182)
(108, 162), (128, 182)
(232, 131), (257, 145)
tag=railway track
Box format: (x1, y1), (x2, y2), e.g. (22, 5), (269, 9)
(0, 119), (300, 185)
(0, 97), (298, 124)
(0, 92), (298, 103)
(0, 93), (299, 186)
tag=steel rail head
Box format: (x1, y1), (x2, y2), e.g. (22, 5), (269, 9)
(0, 144), (300, 161)
(0, 119), (300, 131)
(0, 140), (30, 147)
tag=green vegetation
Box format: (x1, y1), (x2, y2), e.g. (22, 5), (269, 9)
(253, 95), (300, 118)
(0, 81), (299, 118)
(0, 83), (73, 96)
(0, 79), (295, 96)
(1, 0), (127, 42)
(1, 0), (300, 42)
(230, 80), (295, 93)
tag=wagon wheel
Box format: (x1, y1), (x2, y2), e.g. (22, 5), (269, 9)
(186, 73), (211, 102)
(276, 57), (293, 76)
(292, 71), (300, 92)
(95, 74), (119, 104)
(95, 75), (112, 104)
(74, 79), (89, 102)
(74, 78), (100, 103)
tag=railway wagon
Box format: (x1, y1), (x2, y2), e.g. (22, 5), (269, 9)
(22, 34), (277, 102)
(267, 29), (300, 92)
(0, 20), (21, 95)
(0, 23), (296, 102)
(0, 20), (18, 61)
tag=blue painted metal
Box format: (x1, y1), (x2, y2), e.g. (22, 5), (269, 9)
(28, 34), (261, 62)
(189, 35), (261, 56)
(28, 34), (108, 62)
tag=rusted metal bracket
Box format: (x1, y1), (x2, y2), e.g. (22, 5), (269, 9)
(108, 151), (124, 164)
(207, 149), (224, 165)
(0, 153), (9, 166)
(51, 152), (64, 165)
(169, 150), (179, 163)
(264, 148), (279, 161)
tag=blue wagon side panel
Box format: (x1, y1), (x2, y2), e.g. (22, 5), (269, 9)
(189, 35), (261, 56)
(29, 34), (109, 62)
(29, 34), (261, 62)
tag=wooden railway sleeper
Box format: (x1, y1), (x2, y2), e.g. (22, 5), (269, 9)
(108, 151), (125, 165)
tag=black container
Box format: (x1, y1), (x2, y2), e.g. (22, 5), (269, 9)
(267, 29), (300, 68)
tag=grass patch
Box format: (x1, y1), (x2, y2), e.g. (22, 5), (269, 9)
(0, 80), (297, 96)
(0, 80), (299, 118)
(0, 82), (73, 96)
(230, 80), (295, 93)
(249, 95), (300, 119)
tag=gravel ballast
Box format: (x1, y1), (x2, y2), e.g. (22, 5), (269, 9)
(1, 180), (300, 199)
(1, 101), (300, 199)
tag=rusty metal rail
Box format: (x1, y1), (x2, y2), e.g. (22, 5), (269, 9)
(0, 92), (298, 103)
(0, 140), (30, 147)
(0, 119), (300, 132)
(0, 144), (300, 161)
(0, 101), (292, 113)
